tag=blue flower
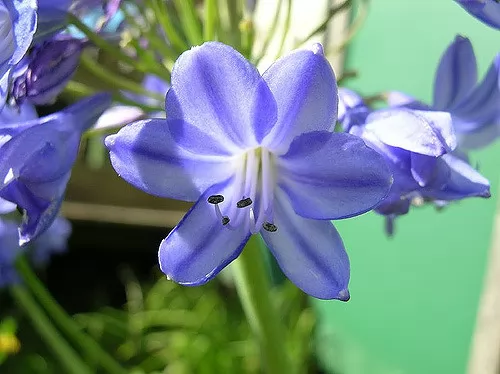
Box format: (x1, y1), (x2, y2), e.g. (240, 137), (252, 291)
(341, 90), (491, 234)
(0, 93), (111, 245)
(0, 216), (71, 287)
(95, 74), (169, 131)
(337, 87), (370, 132)
(389, 35), (500, 149)
(106, 42), (392, 300)
(12, 35), (86, 106)
(0, 1), (37, 107)
(36, 0), (122, 41)
(455, 0), (500, 30)
(0, 218), (22, 287)
(31, 217), (71, 265)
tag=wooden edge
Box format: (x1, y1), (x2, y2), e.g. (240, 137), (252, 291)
(468, 210), (500, 374)
(61, 201), (186, 228)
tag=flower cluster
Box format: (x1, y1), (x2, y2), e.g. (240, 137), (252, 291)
(0, 0), (495, 302)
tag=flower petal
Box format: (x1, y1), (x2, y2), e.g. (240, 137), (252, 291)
(338, 88), (370, 132)
(365, 109), (456, 156)
(455, 0), (500, 30)
(106, 119), (236, 202)
(410, 153), (438, 187)
(387, 91), (431, 110)
(278, 131), (392, 220)
(261, 189), (350, 300)
(159, 182), (251, 285)
(166, 42), (277, 150)
(433, 35), (477, 110)
(262, 44), (338, 153)
(451, 53), (500, 134)
(7, 0), (37, 66)
(422, 153), (490, 200)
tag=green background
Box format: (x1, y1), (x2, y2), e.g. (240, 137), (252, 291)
(314, 1), (500, 373)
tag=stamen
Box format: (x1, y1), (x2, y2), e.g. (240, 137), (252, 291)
(207, 194), (224, 204)
(236, 197), (252, 208)
(221, 216), (230, 225)
(249, 208), (257, 234)
(214, 204), (223, 220)
(262, 222), (277, 232)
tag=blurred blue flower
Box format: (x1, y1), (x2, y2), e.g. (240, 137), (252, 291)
(0, 1), (37, 107)
(455, 0), (500, 29)
(12, 35), (86, 106)
(389, 35), (500, 149)
(0, 93), (111, 245)
(94, 74), (169, 131)
(341, 89), (491, 234)
(0, 216), (71, 287)
(31, 217), (71, 265)
(106, 42), (392, 300)
(0, 218), (22, 287)
(37, 0), (122, 41)
(337, 87), (370, 132)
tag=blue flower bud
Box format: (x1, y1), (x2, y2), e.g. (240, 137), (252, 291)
(12, 36), (85, 106)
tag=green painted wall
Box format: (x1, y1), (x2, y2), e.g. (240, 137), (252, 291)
(314, 1), (500, 373)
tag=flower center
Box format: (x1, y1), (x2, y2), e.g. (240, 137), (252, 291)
(208, 147), (277, 234)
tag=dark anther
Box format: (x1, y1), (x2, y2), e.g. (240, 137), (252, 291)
(16, 205), (24, 215)
(236, 197), (253, 208)
(221, 216), (230, 225)
(262, 222), (278, 232)
(207, 194), (224, 204)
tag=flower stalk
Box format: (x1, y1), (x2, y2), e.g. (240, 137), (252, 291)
(15, 256), (128, 374)
(231, 235), (293, 374)
(10, 286), (92, 374)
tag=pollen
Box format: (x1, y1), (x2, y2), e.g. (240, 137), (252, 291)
(236, 197), (253, 208)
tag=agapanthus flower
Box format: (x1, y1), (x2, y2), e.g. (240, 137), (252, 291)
(455, 0), (500, 30)
(0, 93), (111, 245)
(0, 1), (37, 107)
(12, 35), (86, 106)
(106, 42), (392, 300)
(389, 35), (500, 149)
(341, 89), (491, 234)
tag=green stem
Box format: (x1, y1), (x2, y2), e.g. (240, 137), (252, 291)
(68, 14), (169, 79)
(231, 236), (292, 374)
(203, 0), (218, 41)
(173, 0), (203, 46)
(15, 257), (128, 374)
(79, 54), (165, 102)
(148, 0), (188, 53)
(10, 286), (91, 374)
(274, 0), (293, 59)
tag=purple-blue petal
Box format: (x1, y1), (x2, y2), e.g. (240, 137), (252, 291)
(260, 189), (350, 300)
(365, 109), (456, 156)
(433, 35), (477, 111)
(387, 91), (431, 110)
(338, 88), (370, 132)
(277, 131), (392, 220)
(422, 153), (490, 200)
(262, 44), (338, 153)
(455, 0), (500, 30)
(159, 182), (251, 285)
(410, 153), (438, 187)
(166, 42), (277, 150)
(105, 119), (236, 202)
(451, 53), (500, 135)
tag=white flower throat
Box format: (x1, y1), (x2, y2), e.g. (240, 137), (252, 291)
(208, 147), (278, 234)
